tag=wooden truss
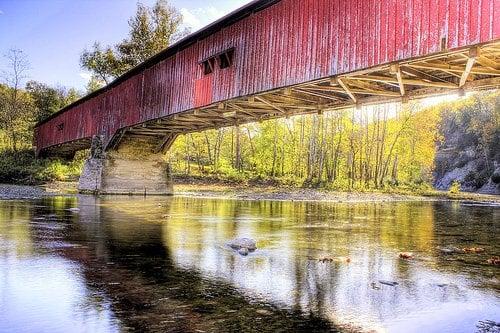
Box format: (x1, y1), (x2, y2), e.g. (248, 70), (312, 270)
(125, 42), (500, 151)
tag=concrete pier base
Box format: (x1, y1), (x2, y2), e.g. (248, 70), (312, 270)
(78, 136), (173, 195)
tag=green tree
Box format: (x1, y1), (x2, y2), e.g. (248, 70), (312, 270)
(81, 0), (189, 86)
(26, 81), (81, 122)
(80, 43), (124, 85)
(86, 76), (105, 93)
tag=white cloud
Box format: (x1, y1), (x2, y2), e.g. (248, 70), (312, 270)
(180, 8), (202, 30)
(181, 2), (250, 32)
(79, 72), (92, 82)
(0, 10), (4, 15)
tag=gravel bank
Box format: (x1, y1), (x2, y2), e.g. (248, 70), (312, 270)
(175, 184), (435, 203)
(2, 182), (498, 204)
(174, 182), (500, 204)
(0, 184), (58, 200)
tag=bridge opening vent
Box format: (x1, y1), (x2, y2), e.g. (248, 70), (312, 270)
(219, 49), (235, 69)
(202, 58), (216, 75)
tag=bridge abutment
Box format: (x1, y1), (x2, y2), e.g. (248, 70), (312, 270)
(78, 136), (173, 195)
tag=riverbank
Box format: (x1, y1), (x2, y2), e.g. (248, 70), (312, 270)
(174, 180), (500, 204)
(4, 180), (500, 204)
(2, 181), (499, 204)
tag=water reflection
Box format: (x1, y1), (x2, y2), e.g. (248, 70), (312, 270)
(0, 200), (119, 333)
(0, 196), (499, 332)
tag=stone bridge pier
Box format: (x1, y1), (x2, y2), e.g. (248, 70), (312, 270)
(78, 135), (175, 195)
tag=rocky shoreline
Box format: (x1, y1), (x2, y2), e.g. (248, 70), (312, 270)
(175, 186), (436, 203)
(0, 184), (57, 200)
(1, 182), (500, 204)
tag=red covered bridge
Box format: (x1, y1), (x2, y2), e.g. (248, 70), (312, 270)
(34, 0), (500, 194)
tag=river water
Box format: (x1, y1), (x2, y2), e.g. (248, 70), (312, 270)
(0, 196), (498, 333)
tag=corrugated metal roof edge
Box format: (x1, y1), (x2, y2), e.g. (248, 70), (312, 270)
(36, 0), (280, 127)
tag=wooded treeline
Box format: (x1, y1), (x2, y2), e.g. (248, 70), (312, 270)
(169, 100), (440, 190)
(0, 50), (81, 152)
(169, 91), (499, 191)
(0, 49), (83, 183)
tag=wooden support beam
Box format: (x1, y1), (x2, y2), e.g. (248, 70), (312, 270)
(226, 103), (258, 118)
(352, 74), (457, 88)
(302, 85), (400, 97)
(293, 88), (342, 101)
(337, 78), (357, 102)
(400, 66), (452, 83)
(408, 61), (500, 76)
(154, 133), (178, 153)
(460, 47), (480, 87)
(390, 64), (405, 96)
(222, 111), (237, 118)
(108, 129), (127, 150)
(255, 96), (286, 113)
(475, 55), (499, 70)
(271, 92), (318, 104)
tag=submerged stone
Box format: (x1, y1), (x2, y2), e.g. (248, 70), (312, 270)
(437, 246), (464, 255)
(379, 280), (399, 287)
(228, 238), (257, 255)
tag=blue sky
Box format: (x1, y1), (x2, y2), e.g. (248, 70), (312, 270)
(0, 0), (251, 90)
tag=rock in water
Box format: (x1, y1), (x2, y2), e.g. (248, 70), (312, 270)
(399, 252), (413, 259)
(379, 280), (399, 287)
(437, 246), (464, 255)
(238, 248), (249, 256)
(228, 238), (257, 255)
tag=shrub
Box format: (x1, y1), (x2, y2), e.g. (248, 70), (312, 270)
(448, 180), (461, 194)
(0, 149), (84, 184)
(0, 150), (36, 183)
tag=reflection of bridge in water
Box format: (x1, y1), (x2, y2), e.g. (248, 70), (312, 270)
(18, 196), (497, 332)
(33, 0), (500, 194)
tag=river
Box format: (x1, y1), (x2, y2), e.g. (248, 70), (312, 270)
(0, 196), (499, 332)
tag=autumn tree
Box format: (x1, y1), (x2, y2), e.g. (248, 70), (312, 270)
(0, 49), (34, 151)
(81, 0), (189, 87)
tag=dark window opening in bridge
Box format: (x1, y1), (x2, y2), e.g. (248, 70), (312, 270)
(219, 49), (234, 69)
(202, 58), (216, 75)
(57, 123), (64, 131)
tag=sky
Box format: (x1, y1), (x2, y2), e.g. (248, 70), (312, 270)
(0, 0), (252, 90)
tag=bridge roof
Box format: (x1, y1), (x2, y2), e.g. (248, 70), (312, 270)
(36, 0), (279, 127)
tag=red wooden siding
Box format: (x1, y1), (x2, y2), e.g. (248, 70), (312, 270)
(35, 0), (500, 154)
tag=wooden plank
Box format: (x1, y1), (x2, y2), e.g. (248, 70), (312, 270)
(336, 78), (357, 102)
(400, 65), (453, 83)
(409, 61), (500, 75)
(476, 55), (500, 70)
(352, 74), (458, 88)
(460, 47), (480, 87)
(255, 96), (286, 113)
(293, 88), (343, 101)
(390, 64), (405, 96)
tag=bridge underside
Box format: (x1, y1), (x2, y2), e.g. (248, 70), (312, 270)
(122, 43), (500, 142)
(52, 42), (500, 195)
